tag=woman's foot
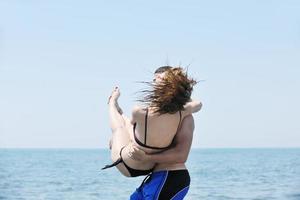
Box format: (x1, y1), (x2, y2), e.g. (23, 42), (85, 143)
(108, 87), (123, 114)
(108, 87), (120, 104)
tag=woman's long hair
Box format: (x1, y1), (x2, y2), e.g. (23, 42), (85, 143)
(139, 67), (197, 114)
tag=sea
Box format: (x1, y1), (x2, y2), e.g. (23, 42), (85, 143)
(0, 148), (300, 200)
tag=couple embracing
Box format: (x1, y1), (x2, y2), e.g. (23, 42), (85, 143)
(103, 66), (202, 200)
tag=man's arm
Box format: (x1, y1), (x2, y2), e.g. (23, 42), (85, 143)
(130, 115), (194, 164)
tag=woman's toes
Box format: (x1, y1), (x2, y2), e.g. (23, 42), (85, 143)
(112, 87), (120, 98)
(108, 87), (120, 104)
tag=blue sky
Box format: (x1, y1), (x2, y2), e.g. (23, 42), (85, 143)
(0, 1), (299, 148)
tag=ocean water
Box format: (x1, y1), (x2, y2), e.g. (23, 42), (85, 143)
(0, 148), (300, 200)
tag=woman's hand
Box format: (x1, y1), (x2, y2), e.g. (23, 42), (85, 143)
(128, 144), (150, 162)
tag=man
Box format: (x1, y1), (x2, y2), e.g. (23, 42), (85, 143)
(129, 66), (201, 200)
(129, 115), (195, 200)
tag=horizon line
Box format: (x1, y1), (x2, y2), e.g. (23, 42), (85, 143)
(1, 146), (299, 149)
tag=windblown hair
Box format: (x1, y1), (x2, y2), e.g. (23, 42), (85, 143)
(154, 66), (172, 74)
(140, 66), (197, 114)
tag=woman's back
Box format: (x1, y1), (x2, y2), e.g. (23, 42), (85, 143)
(133, 107), (182, 153)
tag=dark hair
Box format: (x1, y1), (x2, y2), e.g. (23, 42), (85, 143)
(140, 66), (197, 114)
(154, 66), (172, 74)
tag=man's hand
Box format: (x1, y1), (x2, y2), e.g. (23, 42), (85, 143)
(128, 144), (150, 162)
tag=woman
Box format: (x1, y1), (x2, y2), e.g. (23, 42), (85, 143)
(103, 66), (201, 177)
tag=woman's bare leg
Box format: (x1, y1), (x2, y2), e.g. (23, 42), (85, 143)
(108, 87), (125, 132)
(108, 87), (131, 161)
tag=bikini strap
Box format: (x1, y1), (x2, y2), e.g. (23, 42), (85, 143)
(101, 146), (125, 170)
(177, 110), (182, 131)
(144, 108), (149, 145)
(179, 110), (182, 121)
(101, 158), (122, 170)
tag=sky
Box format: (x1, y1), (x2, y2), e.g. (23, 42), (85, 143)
(0, 1), (299, 148)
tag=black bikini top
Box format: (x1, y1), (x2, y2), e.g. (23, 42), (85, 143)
(133, 108), (182, 150)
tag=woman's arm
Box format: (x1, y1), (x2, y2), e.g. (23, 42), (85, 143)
(182, 100), (202, 116)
